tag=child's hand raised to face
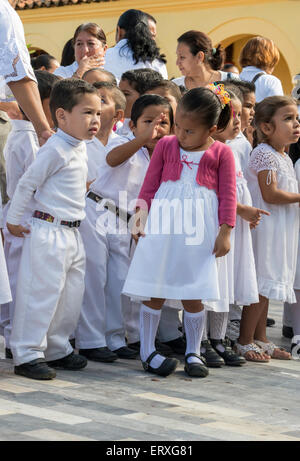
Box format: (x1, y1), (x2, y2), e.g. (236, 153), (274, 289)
(139, 113), (168, 144)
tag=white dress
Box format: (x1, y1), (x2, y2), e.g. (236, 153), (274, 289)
(226, 148), (259, 305)
(123, 148), (226, 307)
(293, 159), (300, 290)
(245, 143), (299, 303)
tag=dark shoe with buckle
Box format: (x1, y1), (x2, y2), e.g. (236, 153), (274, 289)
(5, 348), (13, 359)
(201, 340), (225, 368)
(282, 325), (294, 339)
(15, 358), (56, 380)
(184, 353), (209, 377)
(47, 352), (87, 370)
(163, 336), (186, 355)
(113, 346), (139, 359)
(267, 317), (275, 327)
(210, 339), (246, 366)
(142, 351), (179, 377)
(79, 347), (118, 363)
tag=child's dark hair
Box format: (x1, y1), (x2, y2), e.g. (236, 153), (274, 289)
(121, 68), (164, 95)
(82, 68), (117, 86)
(31, 54), (57, 71)
(60, 38), (74, 66)
(146, 80), (182, 103)
(93, 81), (126, 112)
(255, 95), (297, 143)
(117, 9), (166, 64)
(49, 78), (99, 127)
(226, 79), (256, 96)
(178, 87), (232, 131)
(131, 94), (174, 127)
(19, 70), (61, 120)
(177, 30), (225, 70)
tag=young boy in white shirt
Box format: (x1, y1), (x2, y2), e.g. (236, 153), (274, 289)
(1, 71), (60, 359)
(6, 78), (101, 380)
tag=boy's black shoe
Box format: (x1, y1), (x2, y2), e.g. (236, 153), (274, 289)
(201, 340), (225, 368)
(210, 339), (246, 366)
(128, 340), (173, 356)
(282, 325), (294, 339)
(267, 317), (275, 327)
(69, 338), (75, 349)
(163, 336), (186, 354)
(15, 358), (56, 380)
(113, 346), (139, 359)
(47, 352), (87, 370)
(79, 347), (118, 363)
(5, 348), (13, 359)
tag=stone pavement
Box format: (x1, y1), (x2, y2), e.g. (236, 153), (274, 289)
(0, 301), (299, 442)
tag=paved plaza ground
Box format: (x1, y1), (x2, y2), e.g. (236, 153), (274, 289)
(0, 301), (299, 442)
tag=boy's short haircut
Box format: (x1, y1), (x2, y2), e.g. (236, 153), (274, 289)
(49, 78), (99, 127)
(226, 79), (256, 96)
(82, 68), (117, 86)
(120, 68), (164, 95)
(131, 94), (174, 127)
(93, 81), (126, 112)
(146, 80), (182, 102)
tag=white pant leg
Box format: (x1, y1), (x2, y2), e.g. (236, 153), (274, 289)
(10, 221), (79, 365)
(1, 236), (23, 348)
(75, 203), (108, 349)
(105, 229), (131, 351)
(45, 230), (85, 361)
(124, 300), (141, 344)
(283, 302), (293, 328)
(157, 306), (182, 342)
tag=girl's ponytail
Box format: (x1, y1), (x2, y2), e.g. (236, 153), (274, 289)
(208, 44), (225, 71)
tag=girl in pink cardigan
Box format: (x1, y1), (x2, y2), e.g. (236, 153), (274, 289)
(123, 86), (237, 378)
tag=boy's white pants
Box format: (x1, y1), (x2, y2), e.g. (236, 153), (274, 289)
(75, 199), (131, 351)
(10, 219), (86, 366)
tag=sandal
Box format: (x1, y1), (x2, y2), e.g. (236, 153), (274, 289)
(234, 342), (270, 362)
(142, 351), (179, 377)
(254, 340), (291, 360)
(184, 353), (209, 377)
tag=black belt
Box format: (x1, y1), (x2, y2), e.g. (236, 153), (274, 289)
(33, 210), (81, 228)
(87, 191), (132, 223)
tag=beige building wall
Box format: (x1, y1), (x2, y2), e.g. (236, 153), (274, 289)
(19, 0), (300, 94)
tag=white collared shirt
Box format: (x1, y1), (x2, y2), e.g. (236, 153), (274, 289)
(0, 1), (36, 100)
(226, 132), (252, 175)
(7, 129), (88, 224)
(85, 131), (119, 182)
(104, 39), (168, 81)
(4, 120), (39, 200)
(90, 131), (150, 211)
(239, 66), (283, 103)
(53, 61), (78, 79)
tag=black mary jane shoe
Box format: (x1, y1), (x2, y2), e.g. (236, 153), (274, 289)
(184, 353), (209, 377)
(201, 340), (225, 368)
(142, 351), (179, 377)
(210, 339), (246, 366)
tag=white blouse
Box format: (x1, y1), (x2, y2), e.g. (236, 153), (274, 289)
(239, 66), (283, 103)
(0, 0), (36, 100)
(172, 71), (237, 89)
(104, 39), (168, 81)
(53, 61), (78, 79)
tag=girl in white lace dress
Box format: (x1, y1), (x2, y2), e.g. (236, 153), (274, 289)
(236, 96), (300, 361)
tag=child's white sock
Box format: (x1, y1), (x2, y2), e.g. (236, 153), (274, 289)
(140, 304), (165, 369)
(184, 310), (205, 364)
(209, 311), (229, 353)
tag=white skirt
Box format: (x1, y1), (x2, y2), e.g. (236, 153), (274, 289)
(123, 181), (227, 311)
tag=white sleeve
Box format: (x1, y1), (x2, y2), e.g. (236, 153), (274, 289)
(0, 2), (36, 86)
(0, 190), (3, 228)
(249, 145), (279, 184)
(7, 146), (66, 225)
(262, 75), (284, 98)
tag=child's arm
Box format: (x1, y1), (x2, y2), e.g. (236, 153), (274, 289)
(6, 146), (66, 237)
(237, 203), (270, 228)
(258, 170), (300, 204)
(106, 113), (167, 167)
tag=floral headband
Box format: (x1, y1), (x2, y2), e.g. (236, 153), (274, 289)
(207, 83), (231, 109)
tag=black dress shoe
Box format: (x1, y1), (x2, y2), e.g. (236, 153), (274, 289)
(184, 353), (209, 377)
(210, 339), (246, 366)
(267, 317), (275, 327)
(201, 340), (225, 368)
(282, 325), (294, 339)
(127, 340), (172, 356)
(5, 348), (13, 359)
(47, 352), (87, 370)
(15, 358), (56, 380)
(69, 338), (75, 349)
(79, 347), (118, 363)
(163, 336), (186, 354)
(142, 351), (179, 377)
(113, 346), (139, 359)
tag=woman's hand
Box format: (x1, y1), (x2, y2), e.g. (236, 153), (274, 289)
(6, 222), (30, 238)
(213, 224), (232, 258)
(75, 54), (105, 78)
(237, 203), (270, 228)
